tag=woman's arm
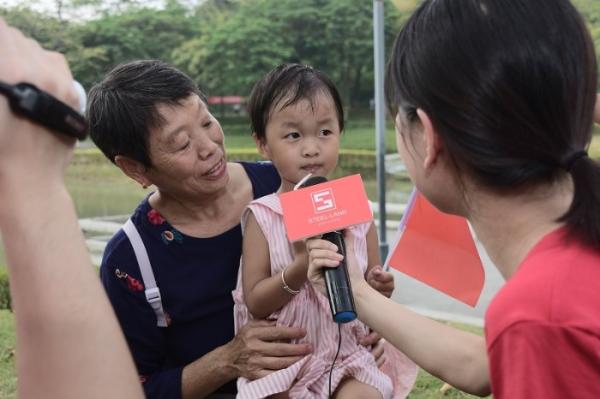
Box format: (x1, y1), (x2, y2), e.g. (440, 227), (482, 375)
(307, 233), (491, 396)
(354, 281), (490, 396)
(242, 212), (309, 319)
(182, 320), (311, 398)
(0, 18), (143, 399)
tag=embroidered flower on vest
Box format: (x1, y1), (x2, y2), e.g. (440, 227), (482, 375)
(161, 229), (183, 245)
(147, 209), (166, 225)
(115, 268), (144, 292)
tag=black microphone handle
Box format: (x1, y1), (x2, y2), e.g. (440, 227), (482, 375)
(321, 231), (357, 323)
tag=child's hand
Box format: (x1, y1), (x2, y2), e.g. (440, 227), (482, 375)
(366, 266), (395, 298)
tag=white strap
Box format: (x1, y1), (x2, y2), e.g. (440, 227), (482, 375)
(122, 219), (168, 327)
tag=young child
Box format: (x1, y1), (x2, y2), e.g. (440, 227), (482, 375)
(232, 64), (417, 399)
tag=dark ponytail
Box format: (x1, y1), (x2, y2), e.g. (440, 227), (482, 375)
(560, 153), (600, 248)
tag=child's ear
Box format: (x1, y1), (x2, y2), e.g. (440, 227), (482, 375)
(252, 132), (271, 160)
(115, 155), (152, 189)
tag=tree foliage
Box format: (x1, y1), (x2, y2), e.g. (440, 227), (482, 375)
(2, 0), (599, 103)
(174, 0), (399, 108)
(574, 0), (600, 80)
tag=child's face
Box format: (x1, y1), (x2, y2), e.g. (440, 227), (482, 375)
(257, 92), (341, 192)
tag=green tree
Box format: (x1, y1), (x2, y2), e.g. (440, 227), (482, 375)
(0, 6), (75, 53)
(319, 0), (400, 110)
(174, 0), (294, 96)
(173, 0), (401, 108)
(69, 1), (199, 87)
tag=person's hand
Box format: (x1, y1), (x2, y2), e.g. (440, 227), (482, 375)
(292, 240), (309, 269)
(0, 18), (78, 203)
(360, 331), (386, 367)
(227, 320), (312, 380)
(366, 266), (395, 298)
(306, 229), (365, 296)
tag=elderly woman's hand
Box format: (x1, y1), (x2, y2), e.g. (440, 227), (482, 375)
(227, 320), (312, 380)
(360, 331), (387, 367)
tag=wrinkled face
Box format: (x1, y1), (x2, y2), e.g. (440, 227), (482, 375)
(145, 94), (228, 199)
(257, 92), (341, 192)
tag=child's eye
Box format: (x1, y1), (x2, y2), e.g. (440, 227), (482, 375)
(202, 120), (212, 129)
(319, 129), (333, 136)
(284, 132), (300, 140)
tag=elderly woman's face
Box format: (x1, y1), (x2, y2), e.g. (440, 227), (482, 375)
(144, 94), (228, 199)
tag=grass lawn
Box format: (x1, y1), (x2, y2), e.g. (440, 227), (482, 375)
(0, 310), (16, 398)
(0, 309), (487, 398)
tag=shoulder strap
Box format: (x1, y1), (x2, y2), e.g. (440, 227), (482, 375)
(122, 219), (168, 327)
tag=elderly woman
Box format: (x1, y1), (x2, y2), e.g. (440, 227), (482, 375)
(87, 60), (394, 399)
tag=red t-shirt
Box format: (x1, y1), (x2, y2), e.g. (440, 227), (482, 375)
(485, 227), (600, 398)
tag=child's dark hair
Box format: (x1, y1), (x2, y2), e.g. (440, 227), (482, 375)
(247, 64), (344, 141)
(87, 60), (203, 167)
(386, 0), (600, 248)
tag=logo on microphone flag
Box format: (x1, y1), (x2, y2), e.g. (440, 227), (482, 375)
(280, 174), (373, 241)
(312, 189), (337, 213)
(386, 189), (485, 307)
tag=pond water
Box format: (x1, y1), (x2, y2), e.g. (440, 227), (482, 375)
(0, 157), (413, 266)
(67, 157), (413, 219)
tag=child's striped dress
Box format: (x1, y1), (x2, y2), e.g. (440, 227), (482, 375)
(232, 193), (417, 399)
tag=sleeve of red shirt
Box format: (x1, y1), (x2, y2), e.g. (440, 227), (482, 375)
(488, 320), (600, 399)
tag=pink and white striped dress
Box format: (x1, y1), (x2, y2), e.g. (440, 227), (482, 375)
(233, 194), (417, 399)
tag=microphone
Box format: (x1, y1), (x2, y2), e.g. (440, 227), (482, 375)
(299, 175), (357, 323)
